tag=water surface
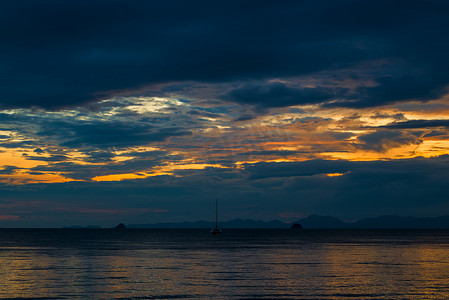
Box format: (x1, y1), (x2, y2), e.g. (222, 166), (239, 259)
(1, 229), (449, 299)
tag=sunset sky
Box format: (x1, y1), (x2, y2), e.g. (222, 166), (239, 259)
(1, 0), (449, 227)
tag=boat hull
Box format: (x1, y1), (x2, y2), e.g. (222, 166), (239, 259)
(210, 228), (222, 235)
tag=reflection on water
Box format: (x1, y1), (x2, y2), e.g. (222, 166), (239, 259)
(1, 229), (449, 299)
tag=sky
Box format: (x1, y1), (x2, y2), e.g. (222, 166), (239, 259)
(1, 0), (449, 227)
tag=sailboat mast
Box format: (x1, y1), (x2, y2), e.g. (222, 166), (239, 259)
(210, 198), (222, 234)
(215, 198), (218, 228)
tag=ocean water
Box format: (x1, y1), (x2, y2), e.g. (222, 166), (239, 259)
(1, 229), (449, 299)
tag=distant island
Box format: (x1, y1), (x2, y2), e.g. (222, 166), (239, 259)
(114, 223), (126, 230)
(127, 218), (289, 229)
(62, 215), (449, 229)
(125, 215), (449, 229)
(290, 223), (303, 229)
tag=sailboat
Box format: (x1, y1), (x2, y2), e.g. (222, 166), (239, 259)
(210, 198), (222, 235)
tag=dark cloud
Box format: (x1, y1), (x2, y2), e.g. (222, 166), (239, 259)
(0, 165), (21, 175)
(341, 75), (449, 108)
(25, 155), (70, 162)
(38, 120), (191, 149)
(1, 0), (448, 108)
(33, 148), (45, 154)
(0, 141), (36, 149)
(423, 131), (449, 138)
(371, 112), (405, 120)
(30, 150), (178, 180)
(186, 109), (223, 119)
(1, 156), (448, 226)
(1, 0), (449, 227)
(222, 82), (346, 107)
(82, 151), (116, 163)
(241, 150), (299, 157)
(382, 119), (449, 129)
(243, 160), (353, 179)
(356, 130), (422, 152)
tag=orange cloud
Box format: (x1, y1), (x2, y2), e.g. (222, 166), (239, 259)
(326, 173), (345, 177)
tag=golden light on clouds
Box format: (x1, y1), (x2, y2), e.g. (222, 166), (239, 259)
(125, 97), (186, 114)
(414, 140), (449, 158)
(92, 173), (149, 182)
(326, 173), (345, 177)
(0, 172), (78, 185)
(0, 148), (43, 169)
(92, 163), (228, 182)
(0, 96), (448, 185)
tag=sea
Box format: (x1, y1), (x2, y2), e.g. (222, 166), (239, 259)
(1, 228), (449, 299)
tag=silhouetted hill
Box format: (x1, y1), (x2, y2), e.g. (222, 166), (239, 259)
(128, 220), (211, 228)
(114, 223), (126, 230)
(62, 225), (102, 228)
(350, 215), (449, 228)
(297, 215), (348, 228)
(123, 215), (449, 229)
(223, 218), (289, 228)
(127, 219), (290, 229)
(290, 223), (303, 229)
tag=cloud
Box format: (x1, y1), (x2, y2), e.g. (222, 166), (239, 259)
(0, 0), (448, 108)
(0, 1), (448, 227)
(25, 155), (70, 162)
(382, 119), (449, 129)
(56, 122), (190, 149)
(222, 82), (348, 107)
(0, 165), (21, 175)
(339, 75), (449, 108)
(29, 150), (176, 180)
(356, 130), (422, 152)
(0, 99), (195, 154)
(243, 160), (353, 179)
(0, 141), (35, 148)
(1, 156), (448, 226)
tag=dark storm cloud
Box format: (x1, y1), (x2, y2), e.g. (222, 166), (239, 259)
(25, 155), (70, 162)
(424, 131), (449, 138)
(240, 157), (449, 218)
(0, 165), (21, 175)
(381, 119), (449, 129)
(30, 150), (177, 180)
(186, 109), (223, 119)
(33, 148), (45, 154)
(356, 130), (422, 152)
(370, 112), (405, 120)
(37, 120), (190, 149)
(243, 160), (353, 179)
(222, 82), (347, 107)
(1, 0), (448, 108)
(241, 150), (299, 157)
(1, 156), (448, 226)
(0, 140), (36, 149)
(81, 151), (116, 163)
(349, 75), (448, 108)
(242, 157), (449, 180)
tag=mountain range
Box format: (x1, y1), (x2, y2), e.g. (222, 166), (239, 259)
(125, 215), (449, 229)
(127, 219), (288, 229)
